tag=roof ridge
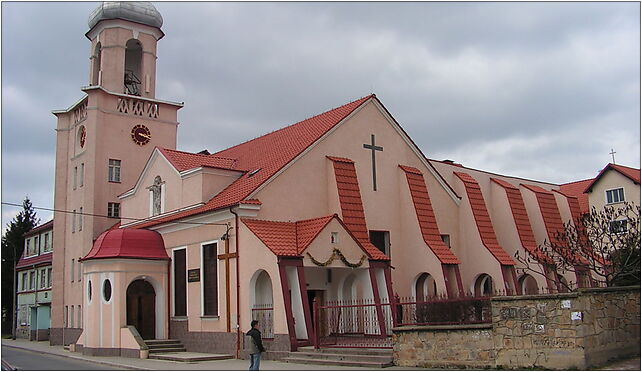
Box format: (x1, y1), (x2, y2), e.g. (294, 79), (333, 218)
(560, 178), (594, 186)
(161, 147), (237, 162)
(212, 95), (374, 157)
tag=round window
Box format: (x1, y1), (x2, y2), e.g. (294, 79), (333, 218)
(103, 279), (112, 302)
(88, 280), (92, 301)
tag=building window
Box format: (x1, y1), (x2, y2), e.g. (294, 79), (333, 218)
(47, 268), (52, 288)
(107, 202), (120, 218)
(21, 272), (28, 291)
(103, 279), (112, 302)
(64, 306), (68, 328)
(331, 232), (339, 244)
(34, 236), (39, 255)
(88, 280), (92, 302)
(78, 207), (83, 231)
(441, 234), (451, 248)
(79, 163), (84, 187)
(173, 248), (187, 317)
(29, 271), (35, 290)
(77, 305), (82, 328)
(108, 159), (121, 182)
(606, 188), (625, 204)
(25, 239), (31, 256)
(609, 219), (628, 234)
(202, 242), (218, 316)
(73, 166), (78, 190)
(369, 230), (390, 256)
(78, 258), (82, 281)
(40, 268), (47, 289)
(43, 233), (50, 252)
(72, 210), (76, 232)
(71, 259), (75, 282)
(70, 305), (75, 329)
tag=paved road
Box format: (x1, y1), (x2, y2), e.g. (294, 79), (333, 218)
(1, 346), (122, 371)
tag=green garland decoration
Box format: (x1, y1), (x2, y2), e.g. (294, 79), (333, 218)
(306, 248), (367, 268)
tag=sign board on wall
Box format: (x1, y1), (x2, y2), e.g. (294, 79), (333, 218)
(188, 269), (200, 282)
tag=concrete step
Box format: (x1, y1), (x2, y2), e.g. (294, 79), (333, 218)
(297, 346), (392, 356)
(284, 356), (393, 368)
(148, 347), (187, 354)
(148, 352), (234, 362)
(144, 339), (183, 346)
(290, 351), (392, 363)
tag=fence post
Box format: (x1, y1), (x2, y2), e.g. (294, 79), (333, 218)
(391, 294), (399, 328)
(313, 298), (320, 349)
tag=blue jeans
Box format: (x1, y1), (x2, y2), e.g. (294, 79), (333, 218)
(249, 352), (262, 370)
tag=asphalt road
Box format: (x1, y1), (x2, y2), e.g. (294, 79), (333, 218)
(1, 346), (121, 371)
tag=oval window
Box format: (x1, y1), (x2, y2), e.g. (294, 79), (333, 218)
(103, 279), (112, 302)
(88, 280), (92, 301)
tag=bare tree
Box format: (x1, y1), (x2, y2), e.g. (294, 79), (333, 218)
(515, 202), (640, 291)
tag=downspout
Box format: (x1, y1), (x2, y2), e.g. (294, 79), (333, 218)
(230, 207), (241, 359)
(167, 259), (171, 340)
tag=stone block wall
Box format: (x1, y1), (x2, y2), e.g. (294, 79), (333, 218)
(393, 286), (640, 370)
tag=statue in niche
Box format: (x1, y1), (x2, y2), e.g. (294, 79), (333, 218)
(147, 175), (163, 215)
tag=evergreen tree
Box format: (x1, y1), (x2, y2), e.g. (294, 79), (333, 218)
(1, 197), (39, 335)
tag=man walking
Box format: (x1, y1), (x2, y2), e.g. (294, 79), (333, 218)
(246, 320), (265, 370)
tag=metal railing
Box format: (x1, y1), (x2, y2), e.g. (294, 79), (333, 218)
(251, 304), (274, 339)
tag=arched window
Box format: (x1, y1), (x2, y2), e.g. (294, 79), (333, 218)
(251, 270), (273, 338)
(124, 39), (142, 95)
(92, 42), (102, 86)
(414, 273), (437, 301)
(474, 274), (493, 297)
(518, 274), (539, 295)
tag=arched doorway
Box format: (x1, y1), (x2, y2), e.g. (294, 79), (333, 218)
(414, 273), (437, 301)
(518, 274), (539, 295)
(127, 279), (156, 340)
(250, 270), (274, 338)
(474, 274), (494, 297)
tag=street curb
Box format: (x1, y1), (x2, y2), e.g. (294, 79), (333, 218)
(2, 344), (151, 370)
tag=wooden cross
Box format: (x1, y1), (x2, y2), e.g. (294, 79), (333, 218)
(217, 226), (237, 332)
(609, 148), (617, 164)
(363, 134), (384, 191)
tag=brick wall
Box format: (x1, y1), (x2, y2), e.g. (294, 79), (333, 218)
(393, 286), (640, 369)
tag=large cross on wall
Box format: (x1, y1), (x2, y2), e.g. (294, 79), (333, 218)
(363, 134), (383, 191)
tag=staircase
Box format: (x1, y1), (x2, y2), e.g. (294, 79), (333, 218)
(145, 339), (233, 362)
(284, 346), (393, 368)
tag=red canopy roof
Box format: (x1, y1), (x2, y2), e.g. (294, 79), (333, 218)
(81, 229), (169, 261)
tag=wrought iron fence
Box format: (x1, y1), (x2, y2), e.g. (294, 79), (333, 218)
(395, 295), (492, 326)
(251, 304), (274, 339)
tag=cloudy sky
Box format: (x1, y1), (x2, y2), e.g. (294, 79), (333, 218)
(1, 1), (640, 229)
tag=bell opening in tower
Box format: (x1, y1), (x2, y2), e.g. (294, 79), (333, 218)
(124, 39), (143, 96)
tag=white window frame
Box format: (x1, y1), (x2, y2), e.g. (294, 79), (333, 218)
(47, 267), (52, 288)
(21, 272), (28, 291)
(108, 159), (121, 183)
(39, 268), (47, 289)
(29, 271), (35, 290)
(605, 187), (625, 204)
(43, 232), (50, 252)
(171, 246), (188, 317)
(108, 202), (120, 218)
(200, 240), (220, 317)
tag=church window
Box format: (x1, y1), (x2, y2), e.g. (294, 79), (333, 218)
(108, 159), (121, 182)
(124, 39), (143, 96)
(201, 242), (218, 316)
(78, 258), (82, 281)
(78, 305), (82, 328)
(103, 279), (112, 302)
(79, 207), (83, 231)
(73, 166), (78, 190)
(71, 259), (75, 282)
(369, 230), (390, 256)
(70, 305), (75, 329)
(79, 163), (84, 187)
(91, 42), (102, 86)
(173, 248), (187, 317)
(72, 210), (76, 232)
(606, 188), (625, 204)
(108, 202), (120, 218)
(64, 306), (68, 328)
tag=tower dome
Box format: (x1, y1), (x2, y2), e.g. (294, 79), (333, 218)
(88, 1), (163, 29)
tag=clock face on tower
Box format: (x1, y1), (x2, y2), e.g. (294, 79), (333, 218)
(78, 126), (87, 148)
(131, 124), (151, 146)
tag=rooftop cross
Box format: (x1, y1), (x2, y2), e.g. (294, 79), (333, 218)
(363, 134), (384, 191)
(609, 148), (617, 164)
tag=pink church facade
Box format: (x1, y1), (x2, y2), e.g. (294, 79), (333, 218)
(49, 2), (608, 359)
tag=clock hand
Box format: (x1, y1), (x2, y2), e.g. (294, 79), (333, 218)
(139, 133), (151, 139)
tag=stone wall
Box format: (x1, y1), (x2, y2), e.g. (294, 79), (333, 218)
(393, 286), (640, 370)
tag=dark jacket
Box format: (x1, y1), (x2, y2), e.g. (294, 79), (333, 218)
(246, 328), (265, 353)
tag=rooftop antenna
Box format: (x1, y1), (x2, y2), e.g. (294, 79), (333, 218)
(609, 148), (617, 164)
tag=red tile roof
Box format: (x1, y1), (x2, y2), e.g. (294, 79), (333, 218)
(242, 214), (377, 258)
(584, 163), (641, 193)
(16, 252), (53, 270)
(133, 95), (374, 229)
(81, 229), (169, 261)
(491, 178), (553, 264)
(24, 220), (53, 237)
(158, 148), (239, 172)
(454, 172), (515, 265)
(521, 184), (588, 265)
(328, 157), (389, 260)
(400, 165), (460, 264)
(559, 179), (592, 214)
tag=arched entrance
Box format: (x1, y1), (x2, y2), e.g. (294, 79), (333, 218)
(414, 272), (437, 301)
(518, 274), (539, 295)
(250, 270), (274, 338)
(127, 279), (156, 340)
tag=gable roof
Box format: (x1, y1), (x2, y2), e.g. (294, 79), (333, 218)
(584, 163), (641, 193)
(559, 178), (592, 214)
(24, 220), (54, 237)
(400, 165), (460, 264)
(454, 172), (515, 265)
(242, 214), (379, 259)
(158, 148), (239, 172)
(132, 95), (374, 229)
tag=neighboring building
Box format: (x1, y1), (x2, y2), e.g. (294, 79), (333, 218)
(584, 163), (641, 213)
(47, 1), (638, 360)
(16, 220), (54, 340)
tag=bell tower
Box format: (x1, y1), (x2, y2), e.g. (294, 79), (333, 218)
(50, 2), (183, 345)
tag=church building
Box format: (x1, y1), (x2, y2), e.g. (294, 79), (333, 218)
(50, 2), (606, 359)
